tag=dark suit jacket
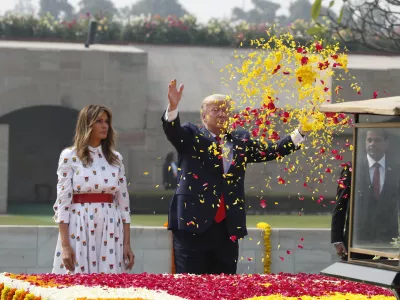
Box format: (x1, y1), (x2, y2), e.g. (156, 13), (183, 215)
(331, 163), (352, 248)
(162, 113), (301, 239)
(331, 159), (399, 251)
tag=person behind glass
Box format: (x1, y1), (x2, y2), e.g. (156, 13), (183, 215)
(162, 79), (309, 275)
(163, 152), (178, 190)
(52, 105), (134, 274)
(331, 129), (398, 260)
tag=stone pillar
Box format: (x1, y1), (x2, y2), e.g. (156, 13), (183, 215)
(0, 124), (9, 213)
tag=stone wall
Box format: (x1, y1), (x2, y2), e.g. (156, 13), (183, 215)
(0, 41), (148, 206)
(0, 226), (337, 275)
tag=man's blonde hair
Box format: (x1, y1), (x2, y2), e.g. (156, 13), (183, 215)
(200, 94), (232, 123)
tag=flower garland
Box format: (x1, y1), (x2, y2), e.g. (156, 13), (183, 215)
(246, 294), (395, 300)
(0, 283), (38, 300)
(1, 272), (395, 300)
(257, 222), (272, 274)
(76, 298), (146, 300)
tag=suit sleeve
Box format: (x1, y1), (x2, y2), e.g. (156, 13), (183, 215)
(245, 132), (302, 163)
(331, 166), (351, 243)
(161, 111), (192, 153)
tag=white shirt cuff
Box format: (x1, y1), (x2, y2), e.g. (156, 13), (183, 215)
(290, 128), (305, 147)
(165, 105), (178, 122)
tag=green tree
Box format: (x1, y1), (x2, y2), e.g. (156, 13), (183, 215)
(288, 0), (312, 22)
(231, 0), (280, 24)
(289, 0), (336, 23)
(39, 0), (74, 19)
(78, 0), (118, 17)
(311, 0), (400, 52)
(128, 0), (188, 18)
(14, 0), (34, 15)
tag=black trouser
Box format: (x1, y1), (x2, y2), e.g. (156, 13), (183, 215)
(172, 220), (239, 274)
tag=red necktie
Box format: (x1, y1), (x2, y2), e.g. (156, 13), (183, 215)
(214, 136), (226, 223)
(372, 162), (380, 200)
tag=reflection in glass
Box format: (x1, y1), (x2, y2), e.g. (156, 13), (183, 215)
(352, 128), (400, 261)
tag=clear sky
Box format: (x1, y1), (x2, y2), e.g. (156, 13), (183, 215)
(0, 0), (342, 23)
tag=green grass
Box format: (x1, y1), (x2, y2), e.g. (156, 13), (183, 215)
(0, 214), (331, 228)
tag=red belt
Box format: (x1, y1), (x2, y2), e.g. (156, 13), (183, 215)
(72, 193), (113, 204)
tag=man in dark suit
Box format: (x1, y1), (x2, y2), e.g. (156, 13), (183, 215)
(331, 129), (399, 260)
(162, 79), (308, 274)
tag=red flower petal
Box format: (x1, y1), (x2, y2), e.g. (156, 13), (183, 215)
(267, 102), (276, 111)
(260, 199), (267, 208)
(301, 56), (309, 65)
(315, 42), (323, 51)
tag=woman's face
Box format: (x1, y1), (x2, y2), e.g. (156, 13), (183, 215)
(91, 112), (109, 141)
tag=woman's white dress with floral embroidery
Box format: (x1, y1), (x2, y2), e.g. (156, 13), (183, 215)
(52, 145), (130, 274)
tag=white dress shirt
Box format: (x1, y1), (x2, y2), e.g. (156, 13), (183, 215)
(367, 154), (385, 193)
(164, 105), (305, 174)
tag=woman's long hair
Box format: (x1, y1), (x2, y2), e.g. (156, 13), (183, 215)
(73, 105), (119, 167)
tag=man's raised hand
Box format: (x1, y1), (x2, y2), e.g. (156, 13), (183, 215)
(168, 79), (184, 111)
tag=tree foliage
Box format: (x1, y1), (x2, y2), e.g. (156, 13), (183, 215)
(128, 0), (188, 18)
(14, 0), (34, 15)
(78, 0), (118, 17)
(39, 0), (74, 19)
(231, 0), (281, 23)
(311, 0), (400, 52)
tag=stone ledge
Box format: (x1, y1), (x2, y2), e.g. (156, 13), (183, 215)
(0, 41), (146, 54)
(0, 226), (337, 274)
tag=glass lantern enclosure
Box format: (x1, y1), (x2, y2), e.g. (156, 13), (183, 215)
(350, 124), (400, 269)
(320, 97), (400, 298)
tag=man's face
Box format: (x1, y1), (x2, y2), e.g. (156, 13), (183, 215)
(365, 130), (388, 161)
(203, 100), (231, 132)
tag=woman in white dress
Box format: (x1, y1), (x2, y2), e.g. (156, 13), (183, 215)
(52, 104), (135, 274)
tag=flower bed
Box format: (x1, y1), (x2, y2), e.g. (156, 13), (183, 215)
(0, 272), (395, 300)
(0, 12), (394, 52)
